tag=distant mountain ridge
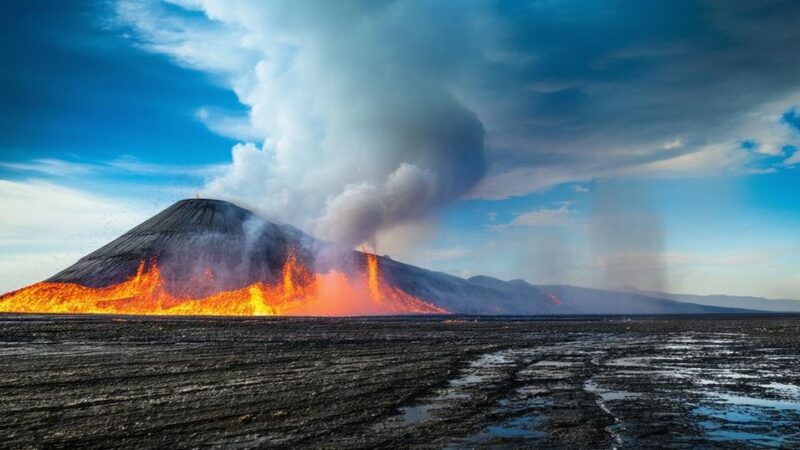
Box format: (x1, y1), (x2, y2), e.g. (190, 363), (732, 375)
(531, 284), (758, 315)
(366, 261), (757, 315)
(624, 288), (800, 313)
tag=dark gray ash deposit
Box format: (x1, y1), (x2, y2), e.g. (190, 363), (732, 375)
(0, 315), (798, 448)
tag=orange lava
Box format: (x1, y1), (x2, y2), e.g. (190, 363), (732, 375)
(0, 253), (448, 317)
(366, 253), (382, 303)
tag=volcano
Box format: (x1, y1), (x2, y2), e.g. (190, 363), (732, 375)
(1, 199), (754, 316)
(49, 199), (307, 290)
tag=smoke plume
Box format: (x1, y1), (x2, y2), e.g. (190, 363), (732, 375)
(117, 0), (486, 248)
(590, 183), (667, 293)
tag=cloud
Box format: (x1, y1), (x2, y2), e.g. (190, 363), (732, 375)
(466, 2), (800, 198)
(0, 157), (223, 180)
(117, 0), (488, 248)
(784, 147), (800, 166)
(0, 179), (161, 293)
(0, 159), (95, 177)
(106, 157), (225, 178)
(469, 166), (592, 200)
(625, 143), (749, 175)
(195, 107), (262, 142)
(421, 246), (467, 261)
(510, 205), (573, 228)
(116, 0), (800, 229)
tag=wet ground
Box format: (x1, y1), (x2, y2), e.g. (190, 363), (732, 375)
(0, 315), (798, 449)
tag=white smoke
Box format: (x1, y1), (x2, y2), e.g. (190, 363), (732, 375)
(314, 163), (438, 247)
(117, 0), (486, 248)
(113, 0), (800, 273)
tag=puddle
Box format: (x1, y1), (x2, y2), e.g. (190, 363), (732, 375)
(497, 395), (552, 413)
(694, 406), (764, 423)
(400, 403), (443, 424)
(532, 360), (576, 367)
(451, 416), (545, 447)
(605, 357), (653, 367)
(601, 391), (641, 402)
(377, 332), (798, 448)
(708, 392), (800, 411)
(449, 373), (485, 387)
(692, 390), (800, 448)
(584, 379), (640, 403)
(516, 386), (548, 396)
(475, 416), (544, 439)
(696, 419), (789, 448)
(704, 429), (785, 448)
(764, 382), (800, 398)
(378, 349), (521, 428)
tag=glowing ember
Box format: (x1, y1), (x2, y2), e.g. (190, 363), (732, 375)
(547, 293), (563, 306)
(0, 253), (447, 316)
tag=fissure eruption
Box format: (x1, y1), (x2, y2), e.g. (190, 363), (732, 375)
(0, 252), (446, 316)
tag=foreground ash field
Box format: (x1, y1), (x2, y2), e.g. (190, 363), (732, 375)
(1, 315), (799, 448)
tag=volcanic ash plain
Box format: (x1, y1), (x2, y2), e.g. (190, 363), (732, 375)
(0, 315), (799, 448)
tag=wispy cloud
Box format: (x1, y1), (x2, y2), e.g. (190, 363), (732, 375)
(0, 159), (95, 177)
(107, 157), (225, 178)
(785, 150), (800, 166)
(0, 157), (223, 180)
(509, 205), (573, 228)
(488, 205), (575, 232)
(420, 246), (467, 261)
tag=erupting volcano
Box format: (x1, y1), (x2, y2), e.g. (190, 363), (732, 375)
(0, 199), (446, 316)
(0, 199), (753, 317)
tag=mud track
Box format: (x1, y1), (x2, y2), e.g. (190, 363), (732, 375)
(1, 315), (798, 448)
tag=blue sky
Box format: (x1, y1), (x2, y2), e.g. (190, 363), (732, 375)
(1, 0), (799, 298)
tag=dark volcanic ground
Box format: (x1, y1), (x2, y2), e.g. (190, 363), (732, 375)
(1, 315), (799, 449)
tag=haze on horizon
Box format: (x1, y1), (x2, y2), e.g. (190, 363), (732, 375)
(1, 0), (798, 300)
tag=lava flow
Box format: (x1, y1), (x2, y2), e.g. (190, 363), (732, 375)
(547, 293), (563, 306)
(0, 253), (448, 316)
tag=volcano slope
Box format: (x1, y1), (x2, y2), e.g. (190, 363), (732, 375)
(0, 315), (798, 448)
(1, 198), (752, 315)
(46, 198), (315, 295)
